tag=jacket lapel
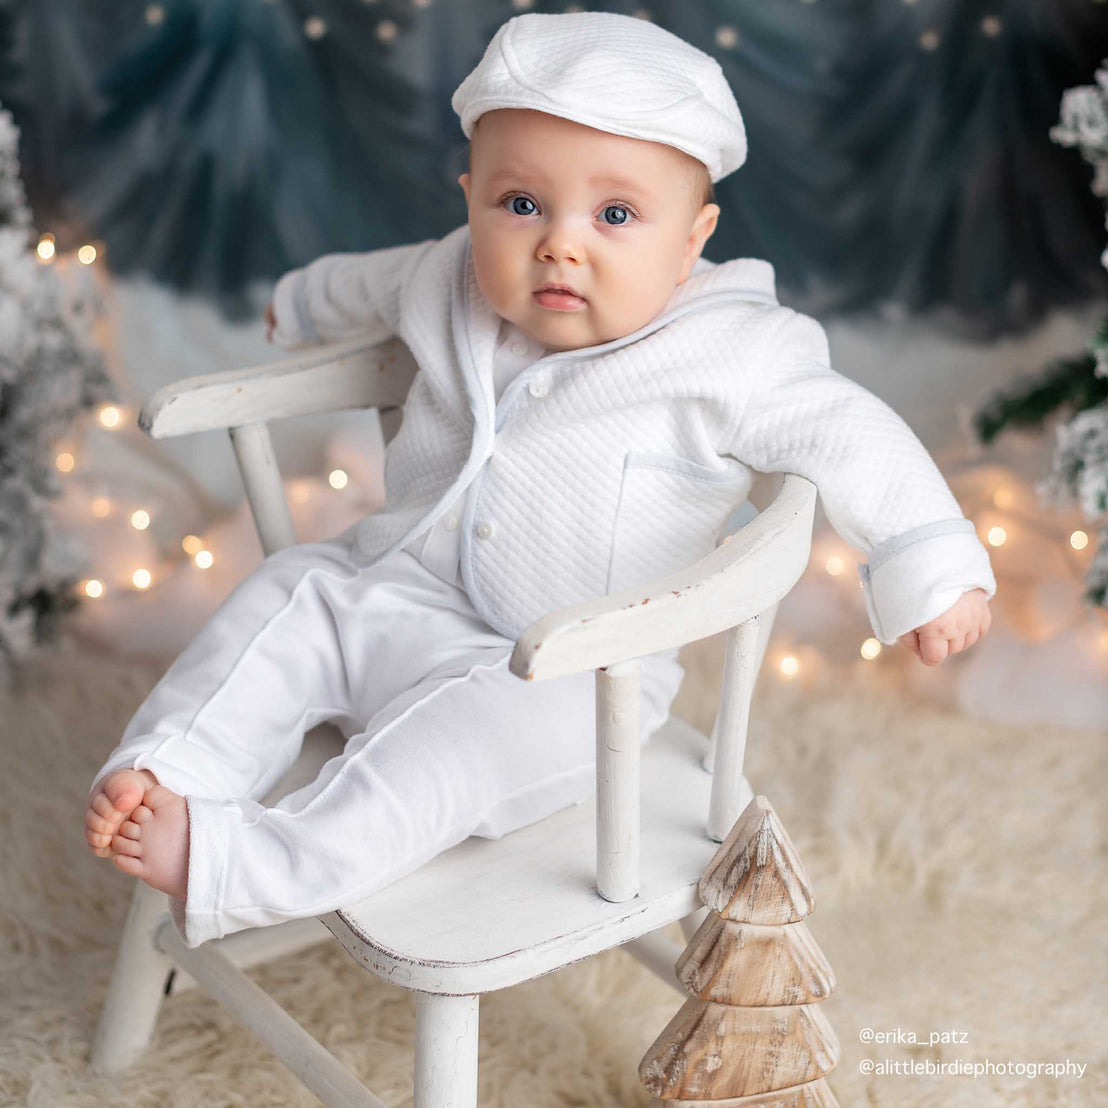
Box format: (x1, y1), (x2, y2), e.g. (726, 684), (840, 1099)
(450, 230), (500, 451)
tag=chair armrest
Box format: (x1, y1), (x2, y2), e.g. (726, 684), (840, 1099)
(509, 472), (817, 682)
(138, 336), (418, 439)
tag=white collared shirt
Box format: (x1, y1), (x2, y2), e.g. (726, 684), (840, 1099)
(402, 318), (549, 586)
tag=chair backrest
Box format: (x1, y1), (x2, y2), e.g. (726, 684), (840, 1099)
(141, 338), (419, 556)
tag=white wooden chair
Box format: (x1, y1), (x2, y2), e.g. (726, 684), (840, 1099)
(88, 335), (818, 1107)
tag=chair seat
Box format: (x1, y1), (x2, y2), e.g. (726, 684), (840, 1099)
(316, 716), (753, 995)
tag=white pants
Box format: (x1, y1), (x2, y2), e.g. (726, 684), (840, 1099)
(91, 524), (685, 948)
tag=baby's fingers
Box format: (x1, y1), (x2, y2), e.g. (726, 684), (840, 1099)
(918, 632), (950, 666)
(898, 630), (922, 658)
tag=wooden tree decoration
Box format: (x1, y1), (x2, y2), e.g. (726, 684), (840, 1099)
(639, 795), (841, 1107)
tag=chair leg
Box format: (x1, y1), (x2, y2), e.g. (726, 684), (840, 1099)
(413, 992), (480, 1108)
(89, 882), (175, 1075)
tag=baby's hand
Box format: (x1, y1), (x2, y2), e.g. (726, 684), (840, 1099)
(898, 588), (991, 666)
(264, 301), (276, 343)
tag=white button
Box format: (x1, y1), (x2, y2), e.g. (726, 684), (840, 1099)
(442, 513), (459, 532)
(528, 379), (549, 398)
(476, 520), (494, 540)
(510, 341), (529, 356)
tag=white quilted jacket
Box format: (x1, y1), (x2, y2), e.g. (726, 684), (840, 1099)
(271, 223), (996, 644)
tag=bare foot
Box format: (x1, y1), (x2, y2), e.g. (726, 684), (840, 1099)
(110, 785), (190, 900)
(84, 768), (159, 858)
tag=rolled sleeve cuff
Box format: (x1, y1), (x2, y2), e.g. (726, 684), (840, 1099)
(857, 517), (997, 645)
(270, 268), (320, 349)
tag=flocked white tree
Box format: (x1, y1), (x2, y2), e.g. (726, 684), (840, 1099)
(1043, 60), (1108, 607)
(0, 104), (113, 682)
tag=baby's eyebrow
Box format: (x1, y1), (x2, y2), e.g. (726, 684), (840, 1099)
(487, 166), (655, 200)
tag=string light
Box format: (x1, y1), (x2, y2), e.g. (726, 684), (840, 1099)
(375, 19), (397, 42)
(328, 468), (349, 490)
(130, 509), (150, 530)
(992, 486), (1014, 509)
(91, 497), (111, 518)
(36, 233), (55, 262)
(181, 534), (203, 555)
(55, 452), (74, 472)
(98, 404), (121, 428)
(304, 16), (327, 39)
(290, 481), (311, 504)
(919, 29), (941, 51)
(779, 655), (799, 678)
(860, 638), (882, 660)
(132, 569), (152, 589)
(83, 579), (104, 599)
(714, 25), (740, 49)
(77, 244), (97, 265)
(986, 525), (1007, 547)
(825, 554), (845, 576)
(144, 4), (165, 26)
(194, 550), (214, 569)
(1070, 530), (1089, 550)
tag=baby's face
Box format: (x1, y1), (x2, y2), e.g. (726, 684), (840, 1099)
(459, 109), (719, 353)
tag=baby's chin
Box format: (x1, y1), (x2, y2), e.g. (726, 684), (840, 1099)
(510, 305), (651, 353)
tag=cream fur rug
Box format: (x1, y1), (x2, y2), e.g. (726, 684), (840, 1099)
(1, 638), (1105, 1107)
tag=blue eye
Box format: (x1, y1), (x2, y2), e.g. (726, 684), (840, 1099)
(501, 194), (637, 224)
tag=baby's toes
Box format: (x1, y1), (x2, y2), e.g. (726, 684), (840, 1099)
(112, 853), (146, 878)
(85, 826), (113, 856)
(117, 819), (143, 841)
(103, 775), (146, 817)
(111, 831), (142, 858)
(85, 808), (117, 854)
(86, 807), (117, 840)
(92, 792), (124, 823)
(130, 804), (153, 824)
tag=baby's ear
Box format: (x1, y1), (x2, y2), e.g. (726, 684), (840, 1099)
(678, 205), (720, 283)
(458, 173), (471, 206)
(696, 202), (720, 243)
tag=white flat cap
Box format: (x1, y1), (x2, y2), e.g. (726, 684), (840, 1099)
(451, 12), (747, 183)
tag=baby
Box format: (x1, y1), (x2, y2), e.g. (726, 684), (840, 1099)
(84, 13), (993, 949)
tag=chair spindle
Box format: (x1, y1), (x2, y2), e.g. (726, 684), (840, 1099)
(228, 421), (297, 556)
(595, 659), (641, 902)
(706, 617), (761, 842)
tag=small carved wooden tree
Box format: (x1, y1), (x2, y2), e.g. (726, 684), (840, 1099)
(639, 795), (841, 1107)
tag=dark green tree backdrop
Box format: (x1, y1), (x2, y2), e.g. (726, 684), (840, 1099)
(2, 0), (1107, 334)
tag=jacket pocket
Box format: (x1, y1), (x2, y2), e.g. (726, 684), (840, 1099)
(606, 452), (754, 594)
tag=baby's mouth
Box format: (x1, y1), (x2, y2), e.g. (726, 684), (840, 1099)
(533, 288), (586, 311)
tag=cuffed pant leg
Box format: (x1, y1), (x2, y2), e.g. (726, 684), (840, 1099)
(172, 641), (688, 948)
(95, 533), (533, 806)
(90, 530), (370, 802)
